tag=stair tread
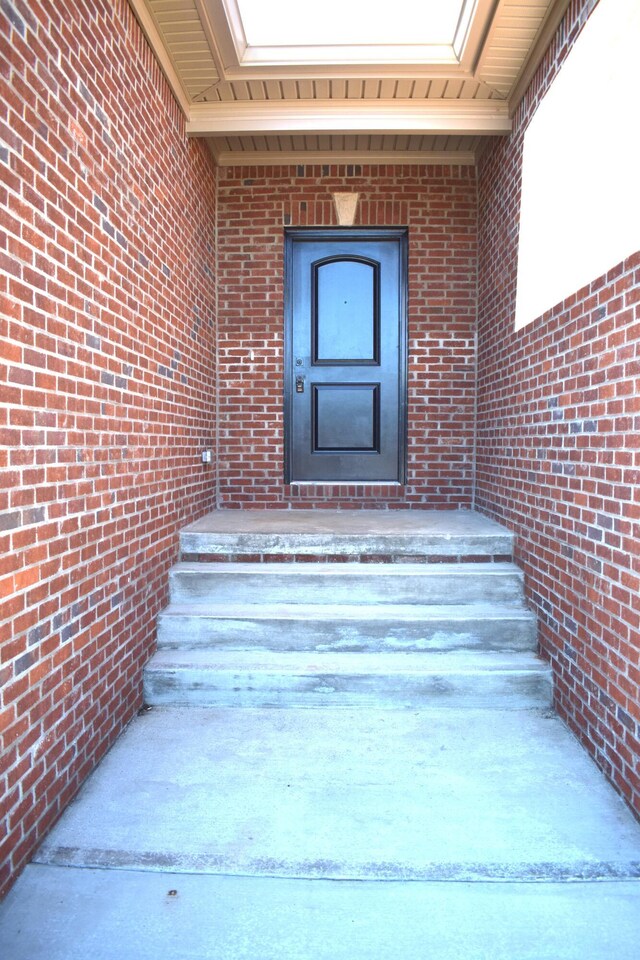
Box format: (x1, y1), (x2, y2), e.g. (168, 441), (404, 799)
(182, 508), (511, 538)
(146, 649), (550, 674)
(159, 601), (535, 621)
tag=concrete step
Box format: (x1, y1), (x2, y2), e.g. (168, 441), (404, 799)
(143, 650), (553, 709)
(169, 561), (526, 605)
(156, 601), (537, 652)
(180, 509), (514, 559)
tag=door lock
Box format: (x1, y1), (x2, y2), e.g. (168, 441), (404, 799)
(295, 375), (305, 394)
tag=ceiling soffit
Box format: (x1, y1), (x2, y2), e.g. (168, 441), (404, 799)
(131, 0), (570, 164)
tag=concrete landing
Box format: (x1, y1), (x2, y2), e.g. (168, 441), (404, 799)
(180, 508), (513, 557)
(31, 706), (640, 881)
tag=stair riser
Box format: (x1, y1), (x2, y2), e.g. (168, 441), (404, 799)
(157, 616), (537, 652)
(180, 532), (513, 559)
(169, 572), (525, 606)
(143, 667), (553, 710)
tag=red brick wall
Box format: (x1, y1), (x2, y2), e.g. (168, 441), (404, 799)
(0, 0), (217, 894)
(217, 164), (477, 509)
(477, 0), (640, 816)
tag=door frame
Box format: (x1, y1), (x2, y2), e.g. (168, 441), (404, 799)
(284, 227), (408, 484)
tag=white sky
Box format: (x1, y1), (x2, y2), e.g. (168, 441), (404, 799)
(237, 0), (463, 46)
(515, 0), (640, 329)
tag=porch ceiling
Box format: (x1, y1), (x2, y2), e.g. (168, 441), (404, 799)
(129, 0), (571, 164)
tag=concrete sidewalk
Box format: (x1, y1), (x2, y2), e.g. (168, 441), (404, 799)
(3, 867), (640, 960)
(1, 705), (640, 958)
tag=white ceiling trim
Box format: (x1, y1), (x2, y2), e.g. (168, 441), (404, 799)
(206, 61), (474, 82)
(187, 99), (511, 136)
(238, 43), (458, 68)
(454, 0), (497, 70)
(203, 0), (499, 78)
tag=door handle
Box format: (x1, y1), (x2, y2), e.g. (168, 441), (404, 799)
(295, 375), (305, 394)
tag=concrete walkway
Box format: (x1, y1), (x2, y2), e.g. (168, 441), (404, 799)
(2, 705), (640, 958)
(4, 867), (640, 960)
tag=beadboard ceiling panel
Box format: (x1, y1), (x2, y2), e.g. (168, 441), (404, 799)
(199, 77), (502, 103)
(147, 0), (220, 98)
(209, 132), (481, 165)
(475, 0), (558, 96)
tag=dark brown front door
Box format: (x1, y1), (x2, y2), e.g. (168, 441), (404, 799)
(285, 228), (407, 483)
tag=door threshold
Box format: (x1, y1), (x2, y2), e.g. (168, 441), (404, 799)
(288, 481), (404, 487)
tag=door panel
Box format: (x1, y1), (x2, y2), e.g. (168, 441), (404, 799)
(314, 258), (378, 363)
(285, 229), (407, 483)
(313, 384), (380, 452)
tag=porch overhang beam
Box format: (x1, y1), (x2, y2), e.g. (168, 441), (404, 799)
(186, 99), (511, 137)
